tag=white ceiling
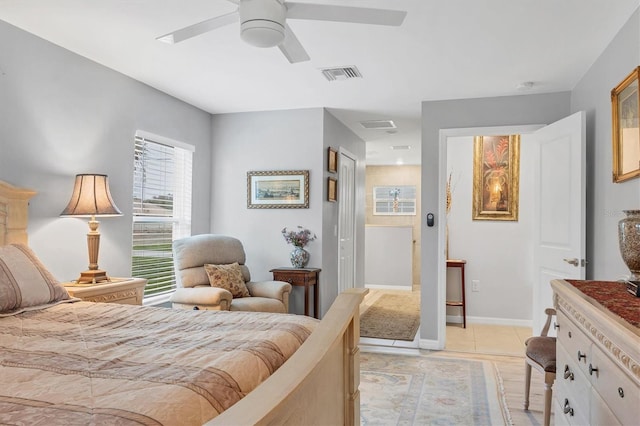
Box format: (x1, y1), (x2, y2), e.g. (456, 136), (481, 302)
(1, 0), (638, 165)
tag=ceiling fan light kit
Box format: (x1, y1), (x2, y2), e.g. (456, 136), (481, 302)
(158, 0), (407, 63)
(240, 0), (286, 47)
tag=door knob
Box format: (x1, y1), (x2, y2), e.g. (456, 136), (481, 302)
(563, 258), (579, 266)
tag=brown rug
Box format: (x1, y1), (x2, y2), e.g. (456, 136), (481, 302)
(360, 293), (420, 341)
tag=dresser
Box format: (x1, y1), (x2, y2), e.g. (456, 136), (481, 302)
(63, 277), (147, 305)
(551, 279), (640, 425)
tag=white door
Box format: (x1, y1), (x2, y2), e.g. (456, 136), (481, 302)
(338, 150), (356, 293)
(532, 111), (586, 334)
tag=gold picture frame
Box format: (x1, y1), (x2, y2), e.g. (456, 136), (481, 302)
(612, 66), (640, 183)
(472, 135), (520, 221)
(247, 170), (309, 209)
(328, 147), (338, 173)
(327, 177), (337, 202)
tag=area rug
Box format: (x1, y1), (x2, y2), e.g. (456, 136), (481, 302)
(360, 293), (420, 341)
(360, 351), (511, 425)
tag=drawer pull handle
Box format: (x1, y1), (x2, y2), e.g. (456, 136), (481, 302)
(563, 399), (574, 416)
(563, 364), (574, 381)
(618, 387), (624, 398)
(553, 322), (560, 330)
(577, 350), (586, 361)
(589, 364), (599, 376)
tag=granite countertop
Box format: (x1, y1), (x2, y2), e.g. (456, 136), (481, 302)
(566, 280), (640, 329)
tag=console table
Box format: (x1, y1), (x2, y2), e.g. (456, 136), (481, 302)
(446, 259), (466, 328)
(551, 279), (639, 425)
(270, 268), (321, 318)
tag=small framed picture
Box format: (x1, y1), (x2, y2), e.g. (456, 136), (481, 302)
(247, 170), (309, 209)
(328, 147), (338, 173)
(327, 177), (337, 202)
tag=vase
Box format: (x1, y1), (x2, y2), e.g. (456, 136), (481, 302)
(618, 209), (640, 281)
(290, 246), (309, 268)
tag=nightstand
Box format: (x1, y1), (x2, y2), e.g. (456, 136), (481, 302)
(270, 268), (320, 318)
(63, 277), (147, 305)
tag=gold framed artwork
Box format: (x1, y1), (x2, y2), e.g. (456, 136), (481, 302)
(472, 135), (520, 221)
(327, 177), (337, 202)
(612, 66), (640, 183)
(328, 147), (338, 173)
(247, 170), (309, 209)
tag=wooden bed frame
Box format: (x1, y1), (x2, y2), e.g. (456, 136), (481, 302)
(0, 180), (366, 425)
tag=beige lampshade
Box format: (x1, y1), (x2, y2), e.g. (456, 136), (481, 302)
(60, 174), (122, 284)
(60, 174), (122, 217)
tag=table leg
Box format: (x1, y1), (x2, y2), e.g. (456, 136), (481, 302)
(313, 282), (319, 319)
(304, 284), (310, 317)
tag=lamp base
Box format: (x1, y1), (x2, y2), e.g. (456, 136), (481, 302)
(75, 270), (111, 284)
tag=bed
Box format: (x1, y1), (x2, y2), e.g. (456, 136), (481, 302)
(0, 180), (366, 425)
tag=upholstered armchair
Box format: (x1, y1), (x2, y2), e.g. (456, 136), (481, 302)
(170, 234), (291, 313)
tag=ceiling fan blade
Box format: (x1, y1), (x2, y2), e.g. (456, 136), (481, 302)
(157, 11), (239, 44)
(285, 2), (406, 26)
(278, 24), (310, 63)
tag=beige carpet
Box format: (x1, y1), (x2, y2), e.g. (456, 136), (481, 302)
(360, 293), (420, 341)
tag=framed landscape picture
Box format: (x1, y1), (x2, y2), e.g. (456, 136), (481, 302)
(472, 135), (520, 221)
(247, 170), (309, 209)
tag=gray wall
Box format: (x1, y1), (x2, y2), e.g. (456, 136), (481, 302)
(421, 92), (572, 341)
(209, 108), (365, 317)
(0, 20), (212, 280)
(570, 8), (640, 280)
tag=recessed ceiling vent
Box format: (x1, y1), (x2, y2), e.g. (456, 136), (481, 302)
(321, 66), (362, 81)
(390, 145), (411, 150)
(359, 119), (397, 130)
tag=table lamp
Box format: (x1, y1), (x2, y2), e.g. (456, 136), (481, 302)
(60, 174), (122, 284)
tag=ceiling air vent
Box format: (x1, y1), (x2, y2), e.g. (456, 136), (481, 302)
(321, 66), (362, 81)
(359, 119), (397, 130)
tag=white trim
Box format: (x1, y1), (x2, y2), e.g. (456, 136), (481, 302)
(360, 345), (422, 356)
(364, 284), (413, 291)
(135, 130), (195, 152)
(419, 338), (443, 350)
(446, 315), (532, 327)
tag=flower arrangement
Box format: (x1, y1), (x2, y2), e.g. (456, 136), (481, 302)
(281, 226), (317, 248)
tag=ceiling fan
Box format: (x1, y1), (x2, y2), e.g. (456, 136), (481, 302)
(157, 0), (407, 63)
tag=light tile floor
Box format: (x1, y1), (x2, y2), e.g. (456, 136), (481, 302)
(360, 288), (533, 355)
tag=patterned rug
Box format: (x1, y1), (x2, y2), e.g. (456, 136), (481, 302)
(360, 293), (420, 341)
(360, 351), (510, 425)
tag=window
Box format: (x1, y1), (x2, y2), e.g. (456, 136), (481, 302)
(373, 185), (417, 215)
(132, 131), (193, 298)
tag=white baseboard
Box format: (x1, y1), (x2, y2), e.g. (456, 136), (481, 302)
(418, 338), (444, 350)
(446, 315), (532, 327)
(365, 284), (413, 291)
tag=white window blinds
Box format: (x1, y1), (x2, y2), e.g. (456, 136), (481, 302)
(373, 185), (417, 215)
(132, 132), (193, 297)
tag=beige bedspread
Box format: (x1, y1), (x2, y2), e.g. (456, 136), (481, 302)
(0, 301), (318, 425)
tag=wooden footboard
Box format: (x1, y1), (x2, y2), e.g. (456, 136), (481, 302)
(206, 288), (368, 426)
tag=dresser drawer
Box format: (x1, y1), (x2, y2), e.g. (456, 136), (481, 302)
(590, 388), (621, 426)
(556, 310), (591, 377)
(272, 272), (317, 286)
(556, 345), (590, 416)
(589, 345), (640, 426)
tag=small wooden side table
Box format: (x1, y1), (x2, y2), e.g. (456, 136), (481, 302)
(63, 277), (147, 305)
(446, 259), (466, 328)
(270, 268), (321, 318)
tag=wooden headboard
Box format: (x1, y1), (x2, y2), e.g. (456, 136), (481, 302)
(0, 180), (36, 246)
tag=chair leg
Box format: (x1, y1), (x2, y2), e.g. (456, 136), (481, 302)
(543, 372), (555, 426)
(524, 362), (532, 410)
